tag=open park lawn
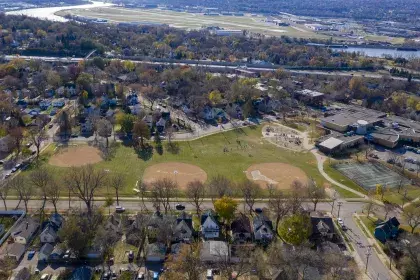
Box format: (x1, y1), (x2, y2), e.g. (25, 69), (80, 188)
(31, 125), (325, 196)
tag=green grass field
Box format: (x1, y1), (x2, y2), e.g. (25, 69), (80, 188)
(56, 7), (329, 39)
(29, 125), (325, 196)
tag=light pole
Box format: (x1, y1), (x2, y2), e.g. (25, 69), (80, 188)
(337, 201), (343, 217)
(365, 245), (373, 273)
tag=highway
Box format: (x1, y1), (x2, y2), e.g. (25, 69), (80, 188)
(4, 55), (419, 83)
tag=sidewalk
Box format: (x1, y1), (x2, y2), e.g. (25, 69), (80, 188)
(354, 214), (402, 280)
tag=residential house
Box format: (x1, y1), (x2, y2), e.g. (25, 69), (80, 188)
(68, 267), (92, 280)
(39, 100), (51, 110)
(147, 211), (164, 241)
(56, 85), (77, 97)
(253, 214), (274, 244)
(80, 120), (94, 135)
(310, 212), (336, 243)
(201, 210), (220, 239)
(374, 217), (400, 243)
(52, 99), (65, 108)
(156, 117), (166, 132)
(5, 243), (26, 261)
(129, 104), (142, 115)
(39, 243), (54, 262)
(40, 224), (58, 244)
(49, 245), (65, 260)
(126, 93), (139, 106)
(0, 135), (13, 153)
(49, 213), (64, 229)
(199, 106), (214, 121)
(11, 217), (40, 245)
(142, 114), (153, 128)
(200, 241), (229, 263)
(231, 214), (252, 244)
(173, 212), (194, 243)
(13, 267), (31, 280)
(104, 214), (123, 236)
(146, 242), (167, 262)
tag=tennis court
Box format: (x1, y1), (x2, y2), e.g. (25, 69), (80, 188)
(335, 162), (409, 191)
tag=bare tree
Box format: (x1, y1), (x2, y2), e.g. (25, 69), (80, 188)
(166, 126), (175, 145)
(64, 165), (107, 215)
(163, 243), (203, 280)
(207, 175), (232, 203)
(97, 118), (113, 149)
(214, 244), (253, 280)
(307, 178), (325, 211)
(289, 180), (306, 214)
(9, 126), (25, 159)
(28, 117), (49, 158)
(13, 177), (34, 212)
(46, 179), (61, 213)
(383, 202), (395, 220)
(186, 180), (205, 215)
(364, 143), (374, 159)
(363, 198), (377, 218)
(403, 204), (420, 233)
(267, 186), (291, 237)
(109, 173), (125, 206)
(0, 181), (10, 210)
(150, 178), (178, 214)
(29, 167), (51, 218)
(238, 180), (261, 215)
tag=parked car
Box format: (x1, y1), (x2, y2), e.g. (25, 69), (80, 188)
(15, 163), (22, 169)
(25, 142), (32, 148)
(408, 168), (415, 172)
(337, 218), (344, 225)
(206, 269), (214, 280)
(175, 204), (185, 210)
(341, 224), (348, 231)
(11, 168), (17, 173)
(128, 250), (134, 261)
(153, 272), (159, 280)
(4, 173), (11, 179)
(40, 274), (50, 280)
(27, 251), (35, 260)
(48, 123), (54, 129)
(137, 272), (144, 279)
(115, 206), (125, 213)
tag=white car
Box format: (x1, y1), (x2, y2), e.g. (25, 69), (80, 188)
(337, 218), (344, 225)
(115, 206), (125, 213)
(40, 274), (50, 280)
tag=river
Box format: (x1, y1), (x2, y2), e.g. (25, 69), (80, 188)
(331, 46), (420, 59)
(5, 1), (113, 22)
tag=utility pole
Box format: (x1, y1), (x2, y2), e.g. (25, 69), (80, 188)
(365, 245), (373, 274)
(337, 201), (343, 217)
(331, 191), (337, 214)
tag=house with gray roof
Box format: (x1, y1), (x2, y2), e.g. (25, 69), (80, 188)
(201, 210), (220, 239)
(11, 217), (39, 245)
(5, 243), (26, 261)
(39, 243), (54, 262)
(40, 224), (58, 244)
(253, 213), (274, 244)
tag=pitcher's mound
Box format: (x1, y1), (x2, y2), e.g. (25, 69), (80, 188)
(143, 162), (207, 189)
(49, 145), (103, 167)
(246, 163), (307, 189)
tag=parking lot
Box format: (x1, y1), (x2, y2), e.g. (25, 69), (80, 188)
(371, 145), (420, 173)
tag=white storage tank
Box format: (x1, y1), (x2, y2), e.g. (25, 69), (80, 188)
(356, 120), (368, 135)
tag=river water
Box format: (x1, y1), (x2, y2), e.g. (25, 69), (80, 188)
(5, 1), (113, 22)
(331, 46), (420, 59)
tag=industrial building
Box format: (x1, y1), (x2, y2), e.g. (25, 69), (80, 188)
(294, 89), (325, 106)
(317, 105), (420, 153)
